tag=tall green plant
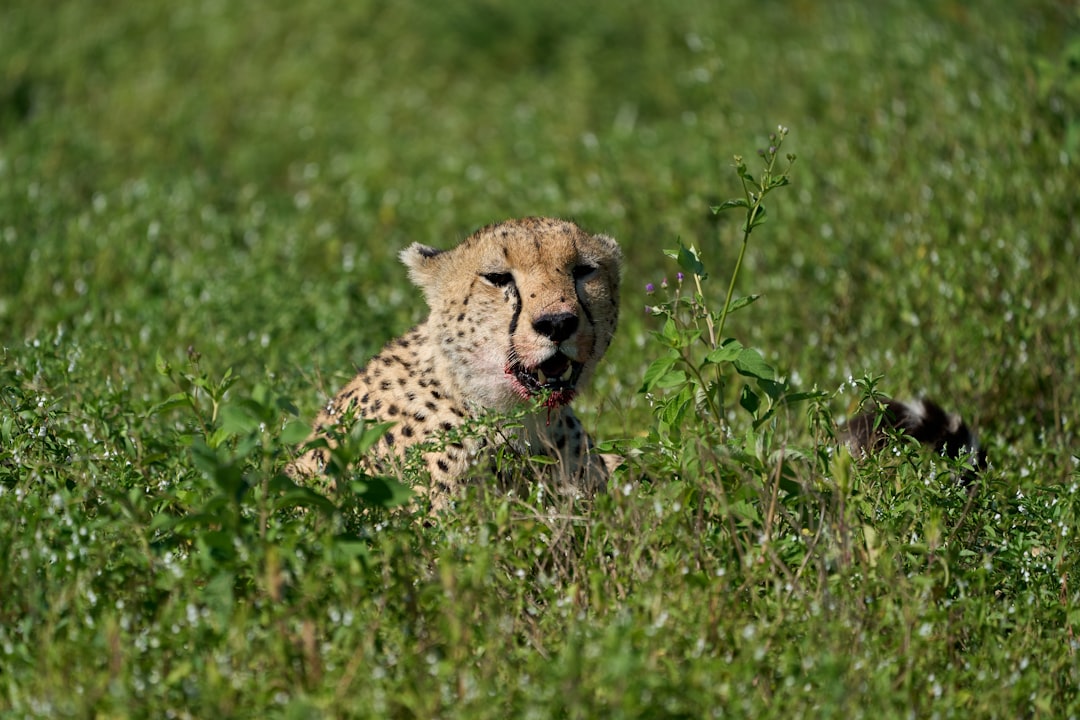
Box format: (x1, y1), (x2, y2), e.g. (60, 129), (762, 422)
(611, 127), (830, 576)
(637, 126), (814, 440)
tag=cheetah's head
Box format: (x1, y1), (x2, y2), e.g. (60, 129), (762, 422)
(401, 217), (622, 411)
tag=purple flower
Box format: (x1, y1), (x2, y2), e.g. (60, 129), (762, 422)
(677, 272), (684, 282)
(646, 282), (655, 294)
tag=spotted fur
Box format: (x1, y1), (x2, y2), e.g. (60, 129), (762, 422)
(288, 217), (622, 509)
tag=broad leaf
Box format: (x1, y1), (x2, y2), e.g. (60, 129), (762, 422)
(733, 347), (776, 381)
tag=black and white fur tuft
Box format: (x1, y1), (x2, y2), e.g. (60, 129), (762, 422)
(845, 398), (987, 482)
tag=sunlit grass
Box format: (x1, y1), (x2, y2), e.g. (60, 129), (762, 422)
(2, 0), (1078, 716)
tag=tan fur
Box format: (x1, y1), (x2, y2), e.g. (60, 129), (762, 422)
(288, 217), (622, 509)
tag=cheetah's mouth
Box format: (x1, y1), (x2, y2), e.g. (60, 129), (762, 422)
(507, 352), (583, 405)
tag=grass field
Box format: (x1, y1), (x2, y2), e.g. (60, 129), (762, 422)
(3, 0), (1079, 716)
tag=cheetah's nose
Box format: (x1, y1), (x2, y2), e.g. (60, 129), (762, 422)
(533, 312), (579, 342)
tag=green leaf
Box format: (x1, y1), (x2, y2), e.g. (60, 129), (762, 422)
(659, 385), (694, 429)
(146, 392), (189, 417)
(757, 378), (787, 401)
(740, 384), (760, 414)
(733, 347), (776, 381)
(661, 317), (680, 344)
(781, 389), (828, 405)
(705, 339), (743, 364)
(268, 474), (336, 514)
(527, 454), (559, 466)
(711, 198), (749, 214)
(653, 369), (688, 390)
(219, 403), (260, 436)
(350, 476), (414, 508)
(280, 419), (312, 445)
(676, 243), (707, 279)
(640, 353), (679, 393)
(745, 204), (768, 232)
(768, 175), (790, 189)
(725, 295), (760, 314)
(351, 420), (397, 457)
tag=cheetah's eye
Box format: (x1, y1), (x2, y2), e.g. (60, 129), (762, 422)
(481, 272), (515, 288)
(572, 264), (598, 281)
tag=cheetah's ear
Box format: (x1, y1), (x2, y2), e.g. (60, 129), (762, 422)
(400, 243), (448, 291)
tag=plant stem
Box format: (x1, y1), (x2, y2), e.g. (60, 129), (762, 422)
(716, 231), (751, 343)
(693, 272), (717, 348)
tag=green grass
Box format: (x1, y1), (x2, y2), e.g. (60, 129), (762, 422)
(2, 0), (1079, 716)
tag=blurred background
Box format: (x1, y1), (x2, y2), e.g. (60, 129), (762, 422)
(2, 0), (1077, 457)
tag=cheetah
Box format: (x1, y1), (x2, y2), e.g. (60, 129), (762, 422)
(288, 217), (622, 509)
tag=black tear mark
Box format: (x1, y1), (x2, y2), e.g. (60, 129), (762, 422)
(507, 284), (522, 337)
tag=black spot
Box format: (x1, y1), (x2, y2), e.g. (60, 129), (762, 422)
(556, 434), (567, 450)
(414, 411), (428, 422)
(436, 459), (450, 473)
(384, 432), (395, 447)
(380, 380), (392, 391)
(431, 390), (442, 400)
(436, 481), (453, 494)
(402, 424), (414, 438)
(457, 313), (465, 322)
(381, 356), (393, 366)
(406, 391), (417, 401)
(360, 393), (369, 404)
(387, 404), (399, 417)
(441, 422), (453, 432)
(372, 399), (383, 412)
(343, 389), (356, 400)
(426, 401), (438, 412)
